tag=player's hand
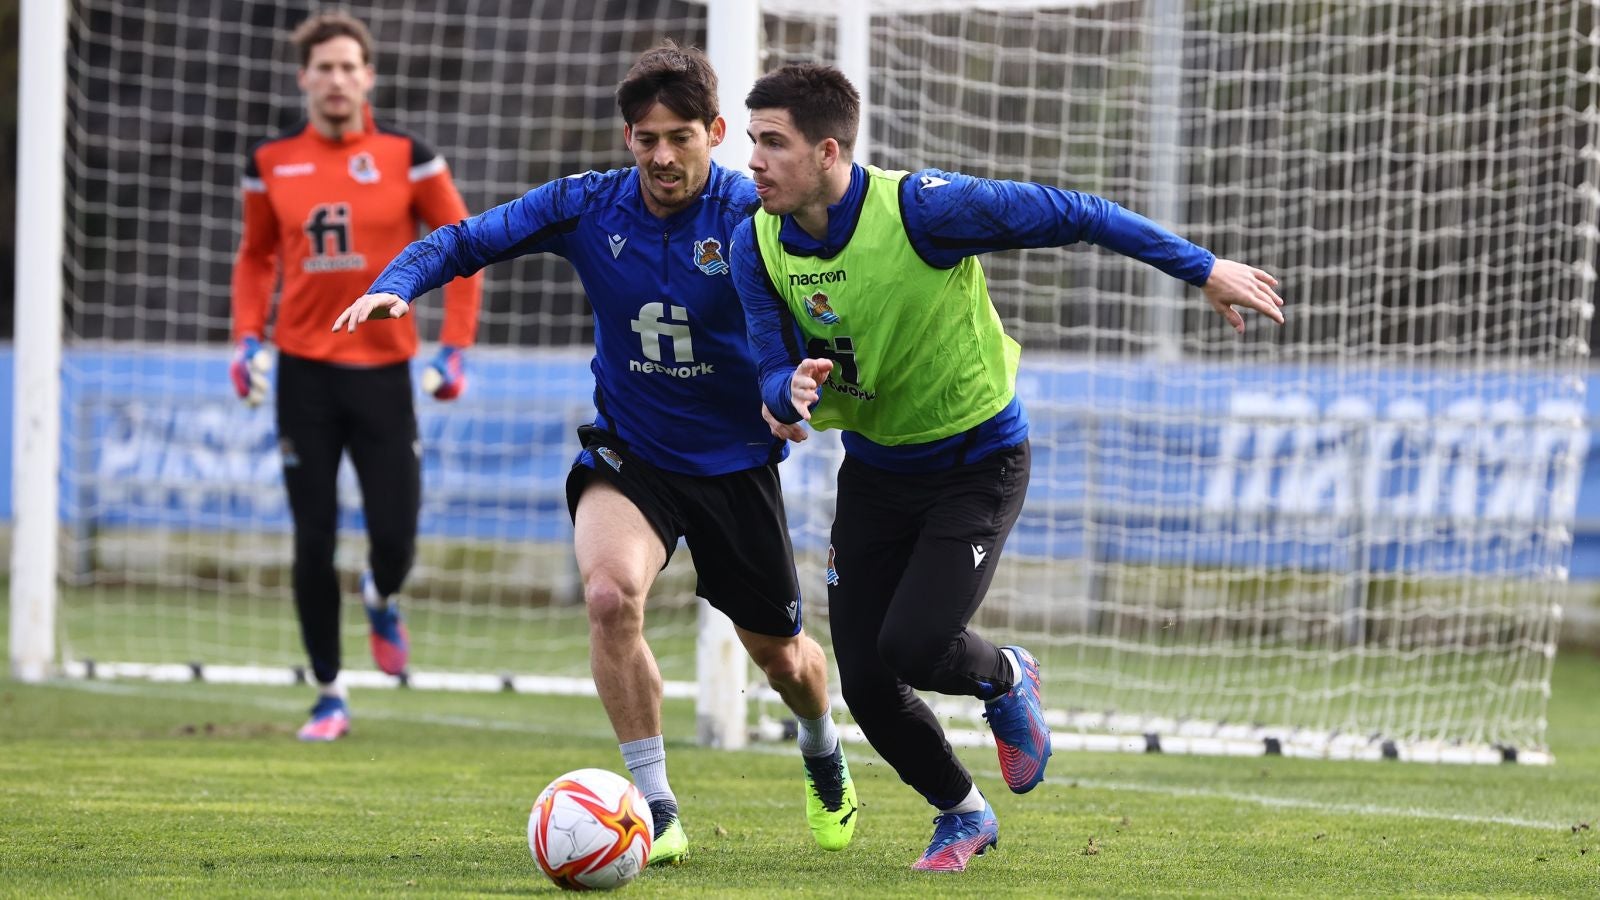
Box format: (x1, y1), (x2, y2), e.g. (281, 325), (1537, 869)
(762, 402), (808, 443)
(229, 335), (272, 407)
(332, 292), (410, 333)
(421, 345), (467, 401)
(1201, 258), (1284, 334)
(789, 358), (833, 422)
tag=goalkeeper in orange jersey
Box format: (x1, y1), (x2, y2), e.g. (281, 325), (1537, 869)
(228, 12), (482, 741)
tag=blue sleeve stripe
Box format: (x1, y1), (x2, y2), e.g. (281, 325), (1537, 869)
(923, 233), (1013, 255)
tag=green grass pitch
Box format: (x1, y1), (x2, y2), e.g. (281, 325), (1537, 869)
(3, 650), (1598, 896)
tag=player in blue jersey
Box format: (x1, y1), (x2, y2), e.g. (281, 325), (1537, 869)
(731, 64), (1284, 873)
(331, 43), (857, 865)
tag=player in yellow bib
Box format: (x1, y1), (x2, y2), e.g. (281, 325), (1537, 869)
(729, 64), (1284, 873)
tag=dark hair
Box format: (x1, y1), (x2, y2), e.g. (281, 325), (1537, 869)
(615, 40), (719, 126)
(745, 63), (859, 151)
(291, 12), (374, 67)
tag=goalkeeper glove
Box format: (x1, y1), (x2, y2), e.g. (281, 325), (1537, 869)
(230, 335), (272, 407)
(421, 345), (467, 401)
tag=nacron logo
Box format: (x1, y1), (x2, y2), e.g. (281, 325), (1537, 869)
(788, 270), (847, 286)
(629, 301), (714, 377)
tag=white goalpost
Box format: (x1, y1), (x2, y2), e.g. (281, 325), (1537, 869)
(10, 0), (69, 686)
(13, 0), (1597, 765)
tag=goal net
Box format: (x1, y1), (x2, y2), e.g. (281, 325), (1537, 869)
(764, 0), (1593, 763)
(45, 1), (778, 703)
(20, 0), (1595, 763)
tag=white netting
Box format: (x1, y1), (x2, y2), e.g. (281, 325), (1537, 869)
(59, 1), (742, 686)
(49, 0), (1598, 759)
(763, 0), (1595, 756)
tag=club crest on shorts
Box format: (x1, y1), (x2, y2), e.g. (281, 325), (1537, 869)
(596, 446), (623, 472)
(348, 151), (380, 184)
(804, 291), (840, 325)
(278, 437), (299, 468)
(693, 237), (728, 276)
(825, 544), (840, 586)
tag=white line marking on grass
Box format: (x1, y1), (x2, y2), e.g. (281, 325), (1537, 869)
(1044, 778), (1569, 832)
(741, 743), (1573, 831)
(43, 680), (1571, 831)
(43, 678), (622, 741)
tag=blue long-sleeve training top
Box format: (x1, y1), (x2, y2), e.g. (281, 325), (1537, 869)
(731, 164), (1216, 473)
(370, 162), (786, 476)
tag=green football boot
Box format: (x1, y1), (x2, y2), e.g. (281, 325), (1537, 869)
(647, 799), (688, 867)
(803, 745), (859, 851)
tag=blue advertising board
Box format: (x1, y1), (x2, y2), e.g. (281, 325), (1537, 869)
(2, 346), (1596, 577)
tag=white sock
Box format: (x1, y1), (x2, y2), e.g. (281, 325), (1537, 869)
(317, 677), (347, 701)
(796, 709), (839, 758)
(1000, 647), (1022, 687)
(620, 736), (674, 806)
(940, 784), (985, 815)
(361, 573), (386, 611)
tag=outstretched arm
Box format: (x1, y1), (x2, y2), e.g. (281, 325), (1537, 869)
(335, 171), (599, 333)
(368, 175), (584, 301)
(903, 170), (1284, 329)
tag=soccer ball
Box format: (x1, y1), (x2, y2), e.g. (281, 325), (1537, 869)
(528, 768), (653, 891)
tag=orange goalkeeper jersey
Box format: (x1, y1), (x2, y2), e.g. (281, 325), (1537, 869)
(231, 107), (481, 365)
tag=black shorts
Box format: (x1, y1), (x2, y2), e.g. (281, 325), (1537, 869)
(565, 425), (803, 637)
(828, 440), (1030, 640)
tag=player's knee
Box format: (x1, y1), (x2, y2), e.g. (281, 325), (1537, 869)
(292, 527), (337, 566)
(367, 522), (415, 558)
(583, 576), (644, 637)
(752, 638), (805, 686)
(367, 540), (415, 584)
(878, 632), (949, 691)
(839, 676), (897, 721)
